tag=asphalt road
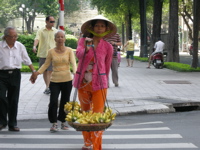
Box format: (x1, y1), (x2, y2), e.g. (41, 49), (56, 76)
(0, 111), (200, 150)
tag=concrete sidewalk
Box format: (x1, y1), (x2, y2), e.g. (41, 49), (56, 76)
(18, 56), (200, 120)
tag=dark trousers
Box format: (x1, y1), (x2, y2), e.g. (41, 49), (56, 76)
(111, 58), (119, 85)
(48, 80), (72, 123)
(0, 69), (21, 127)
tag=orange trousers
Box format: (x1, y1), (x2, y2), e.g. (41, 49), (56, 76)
(78, 82), (107, 150)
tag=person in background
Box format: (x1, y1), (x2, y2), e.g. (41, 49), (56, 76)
(104, 33), (122, 87)
(147, 37), (165, 68)
(124, 37), (135, 67)
(117, 47), (121, 67)
(0, 27), (36, 132)
(32, 15), (58, 94)
(73, 15), (116, 150)
(30, 30), (77, 132)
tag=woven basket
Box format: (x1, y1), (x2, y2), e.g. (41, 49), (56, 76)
(68, 122), (112, 131)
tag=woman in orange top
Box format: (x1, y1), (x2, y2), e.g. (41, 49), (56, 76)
(31, 30), (77, 132)
(73, 15), (117, 150)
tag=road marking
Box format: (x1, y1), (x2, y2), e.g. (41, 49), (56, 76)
(107, 127), (170, 131)
(0, 127), (170, 132)
(0, 123), (198, 149)
(0, 143), (197, 149)
(130, 121), (164, 125)
(113, 121), (165, 126)
(0, 134), (182, 139)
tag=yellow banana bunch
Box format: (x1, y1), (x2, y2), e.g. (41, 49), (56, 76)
(110, 113), (116, 120)
(105, 107), (113, 114)
(64, 101), (81, 112)
(77, 118), (89, 124)
(65, 107), (117, 124)
(65, 110), (83, 122)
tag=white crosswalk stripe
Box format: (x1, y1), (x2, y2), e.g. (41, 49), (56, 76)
(0, 121), (198, 149)
(0, 134), (183, 139)
(0, 143), (197, 149)
(0, 127), (171, 132)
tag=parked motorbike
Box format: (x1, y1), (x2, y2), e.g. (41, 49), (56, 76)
(152, 52), (164, 69)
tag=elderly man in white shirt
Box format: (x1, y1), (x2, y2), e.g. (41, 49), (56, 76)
(0, 27), (36, 132)
(147, 38), (165, 68)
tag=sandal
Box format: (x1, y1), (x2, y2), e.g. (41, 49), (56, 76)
(61, 123), (69, 130)
(50, 123), (58, 132)
(82, 145), (92, 150)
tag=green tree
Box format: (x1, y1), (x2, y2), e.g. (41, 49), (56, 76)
(8, 0), (80, 33)
(139, 0), (148, 57)
(64, 0), (80, 15)
(0, 0), (18, 28)
(150, 0), (163, 54)
(10, 0), (59, 33)
(90, 0), (140, 43)
(191, 0), (200, 68)
(179, 0), (193, 41)
(167, 0), (179, 62)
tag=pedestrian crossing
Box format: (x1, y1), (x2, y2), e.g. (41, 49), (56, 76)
(0, 121), (198, 149)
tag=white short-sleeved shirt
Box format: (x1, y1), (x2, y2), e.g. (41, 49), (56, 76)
(154, 40), (165, 53)
(0, 41), (32, 70)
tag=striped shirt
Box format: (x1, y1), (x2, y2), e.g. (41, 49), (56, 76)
(104, 33), (121, 57)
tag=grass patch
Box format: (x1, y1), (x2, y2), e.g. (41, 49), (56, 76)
(134, 56), (148, 62)
(164, 62), (200, 72)
(21, 62), (39, 72)
(134, 56), (200, 72)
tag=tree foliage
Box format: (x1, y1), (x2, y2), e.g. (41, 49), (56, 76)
(179, 0), (193, 41)
(0, 0), (18, 28)
(0, 0), (80, 33)
(90, 0), (139, 30)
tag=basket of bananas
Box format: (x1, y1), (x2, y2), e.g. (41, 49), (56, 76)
(64, 102), (116, 131)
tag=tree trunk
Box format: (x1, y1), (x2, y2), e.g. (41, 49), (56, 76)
(128, 10), (132, 40)
(139, 0), (148, 57)
(125, 14), (129, 42)
(26, 18), (32, 34)
(167, 0), (179, 62)
(191, 0), (200, 68)
(150, 0), (163, 55)
(122, 23), (125, 47)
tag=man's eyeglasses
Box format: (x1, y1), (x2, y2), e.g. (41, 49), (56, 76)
(7, 35), (18, 39)
(49, 21), (55, 23)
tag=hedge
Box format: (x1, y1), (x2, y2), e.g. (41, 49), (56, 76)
(15, 33), (78, 72)
(17, 33), (78, 63)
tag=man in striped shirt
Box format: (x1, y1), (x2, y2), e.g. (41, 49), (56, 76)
(104, 33), (122, 87)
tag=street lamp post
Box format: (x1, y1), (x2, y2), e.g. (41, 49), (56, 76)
(19, 4), (25, 34)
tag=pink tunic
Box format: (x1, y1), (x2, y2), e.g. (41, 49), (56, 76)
(73, 38), (113, 91)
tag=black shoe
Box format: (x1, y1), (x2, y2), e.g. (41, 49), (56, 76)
(0, 125), (6, 130)
(9, 126), (20, 132)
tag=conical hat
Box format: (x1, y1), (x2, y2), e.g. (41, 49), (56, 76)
(81, 15), (117, 38)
